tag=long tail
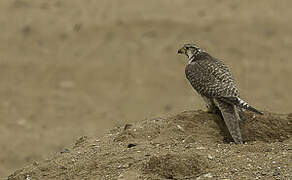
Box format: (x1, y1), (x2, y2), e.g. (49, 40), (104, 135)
(221, 96), (263, 115)
(214, 99), (243, 144)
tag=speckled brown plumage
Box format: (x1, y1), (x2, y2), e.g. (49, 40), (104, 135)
(178, 43), (263, 144)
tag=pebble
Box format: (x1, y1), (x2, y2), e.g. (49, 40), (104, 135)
(176, 125), (185, 132)
(60, 148), (70, 154)
(273, 169), (280, 176)
(203, 173), (213, 178)
(127, 143), (136, 148)
(124, 124), (132, 130)
(117, 163), (130, 169)
(207, 154), (214, 159)
(196, 146), (206, 150)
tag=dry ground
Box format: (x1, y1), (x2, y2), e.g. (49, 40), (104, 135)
(0, 0), (292, 178)
(8, 111), (292, 179)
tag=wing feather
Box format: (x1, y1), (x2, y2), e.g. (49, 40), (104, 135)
(185, 52), (239, 98)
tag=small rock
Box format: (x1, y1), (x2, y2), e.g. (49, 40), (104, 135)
(90, 144), (100, 148)
(117, 163), (130, 169)
(127, 143), (137, 148)
(177, 125), (185, 132)
(60, 166), (67, 170)
(265, 148), (272, 152)
(203, 173), (213, 178)
(207, 154), (213, 159)
(123, 163), (130, 168)
(60, 149), (70, 154)
(273, 169), (280, 176)
(231, 168), (238, 173)
(124, 124), (133, 130)
(196, 146), (206, 150)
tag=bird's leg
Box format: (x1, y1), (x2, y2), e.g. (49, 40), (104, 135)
(202, 96), (220, 114)
(237, 108), (246, 122)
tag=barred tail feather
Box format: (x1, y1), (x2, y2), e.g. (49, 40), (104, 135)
(221, 97), (263, 115)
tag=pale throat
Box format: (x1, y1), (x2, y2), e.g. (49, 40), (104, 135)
(187, 51), (197, 64)
(187, 49), (202, 64)
(186, 51), (194, 59)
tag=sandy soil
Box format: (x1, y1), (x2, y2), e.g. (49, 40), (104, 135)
(1, 0), (292, 178)
(8, 110), (292, 179)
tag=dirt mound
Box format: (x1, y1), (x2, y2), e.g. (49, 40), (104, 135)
(144, 153), (206, 179)
(8, 110), (292, 179)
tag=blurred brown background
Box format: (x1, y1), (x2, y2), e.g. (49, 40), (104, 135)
(0, 0), (291, 177)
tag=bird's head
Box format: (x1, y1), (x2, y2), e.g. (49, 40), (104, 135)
(177, 43), (202, 59)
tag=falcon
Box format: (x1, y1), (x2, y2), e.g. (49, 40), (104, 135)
(177, 43), (263, 144)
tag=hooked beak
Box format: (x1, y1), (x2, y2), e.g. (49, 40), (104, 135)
(177, 48), (184, 54)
